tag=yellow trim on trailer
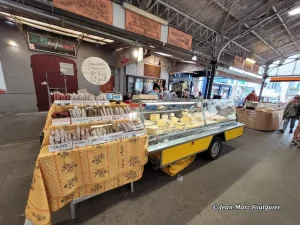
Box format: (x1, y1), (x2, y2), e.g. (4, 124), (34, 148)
(224, 126), (244, 141)
(161, 135), (213, 166)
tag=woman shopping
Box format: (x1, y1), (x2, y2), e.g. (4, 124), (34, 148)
(279, 95), (300, 134)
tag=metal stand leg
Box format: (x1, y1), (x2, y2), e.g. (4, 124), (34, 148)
(131, 182), (134, 193)
(70, 200), (75, 219)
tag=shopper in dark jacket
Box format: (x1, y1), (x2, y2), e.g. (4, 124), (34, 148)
(291, 101), (300, 145)
(278, 95), (299, 133)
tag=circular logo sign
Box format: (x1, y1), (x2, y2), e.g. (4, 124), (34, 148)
(81, 57), (111, 85)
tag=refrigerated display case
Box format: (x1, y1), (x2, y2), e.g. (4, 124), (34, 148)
(138, 99), (244, 171)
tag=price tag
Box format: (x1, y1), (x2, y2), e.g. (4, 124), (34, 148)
(97, 100), (110, 105)
(123, 131), (134, 139)
(90, 137), (105, 145)
(85, 100), (97, 106)
(48, 142), (73, 152)
(107, 132), (124, 141)
(71, 117), (90, 124)
(52, 118), (71, 126)
(134, 130), (145, 137)
(72, 140), (91, 148)
(54, 100), (71, 105)
(101, 116), (112, 122)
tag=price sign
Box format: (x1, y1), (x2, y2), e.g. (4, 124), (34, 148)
(54, 100), (71, 105)
(73, 140), (91, 148)
(71, 117), (90, 124)
(52, 118), (71, 126)
(48, 142), (73, 152)
(82, 57), (111, 85)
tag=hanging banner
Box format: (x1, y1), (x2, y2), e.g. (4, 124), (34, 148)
(168, 27), (192, 50)
(125, 10), (161, 40)
(233, 56), (244, 69)
(252, 64), (260, 74)
(82, 57), (111, 85)
(27, 32), (76, 57)
(53, 0), (113, 25)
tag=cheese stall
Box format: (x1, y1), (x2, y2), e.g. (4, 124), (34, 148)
(137, 99), (244, 176)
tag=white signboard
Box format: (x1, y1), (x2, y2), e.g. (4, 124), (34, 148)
(81, 57), (111, 85)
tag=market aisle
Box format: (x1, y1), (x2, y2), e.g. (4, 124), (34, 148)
(1, 128), (300, 225)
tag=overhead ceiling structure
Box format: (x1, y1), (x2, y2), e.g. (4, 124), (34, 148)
(121, 0), (300, 66)
(1, 0), (300, 68)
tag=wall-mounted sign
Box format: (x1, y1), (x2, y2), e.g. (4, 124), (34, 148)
(53, 0), (113, 25)
(144, 64), (161, 78)
(125, 10), (161, 40)
(233, 56), (244, 69)
(28, 32), (76, 57)
(252, 64), (260, 74)
(82, 57), (111, 85)
(243, 60), (254, 72)
(59, 62), (74, 75)
(168, 27), (192, 50)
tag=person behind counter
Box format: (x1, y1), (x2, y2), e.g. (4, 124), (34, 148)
(278, 95), (299, 134)
(150, 85), (160, 96)
(244, 90), (258, 102)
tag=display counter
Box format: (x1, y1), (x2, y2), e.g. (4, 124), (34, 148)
(136, 99), (244, 176)
(25, 103), (148, 225)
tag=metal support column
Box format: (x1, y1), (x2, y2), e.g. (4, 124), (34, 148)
(258, 63), (270, 102)
(207, 59), (218, 99)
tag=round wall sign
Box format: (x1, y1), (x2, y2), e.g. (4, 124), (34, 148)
(81, 57), (111, 85)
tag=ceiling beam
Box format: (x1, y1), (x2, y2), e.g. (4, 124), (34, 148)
(244, 23), (282, 56)
(272, 6), (300, 51)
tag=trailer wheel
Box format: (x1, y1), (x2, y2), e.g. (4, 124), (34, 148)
(205, 136), (223, 160)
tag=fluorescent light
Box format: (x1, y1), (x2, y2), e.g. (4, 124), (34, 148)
(122, 2), (168, 25)
(192, 55), (197, 60)
(5, 21), (15, 25)
(154, 52), (172, 57)
(182, 60), (197, 64)
(102, 39), (114, 43)
(288, 7), (300, 16)
(245, 58), (256, 64)
(8, 40), (18, 46)
(0, 12), (112, 46)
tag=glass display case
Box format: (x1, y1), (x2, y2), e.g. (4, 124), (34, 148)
(139, 99), (237, 148)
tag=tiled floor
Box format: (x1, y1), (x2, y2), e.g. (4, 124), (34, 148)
(1, 113), (300, 225)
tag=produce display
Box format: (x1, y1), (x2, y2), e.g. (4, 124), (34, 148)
(53, 89), (107, 101)
(70, 105), (131, 118)
(49, 120), (143, 145)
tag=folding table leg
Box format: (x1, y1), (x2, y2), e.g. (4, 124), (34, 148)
(70, 200), (75, 219)
(131, 182), (134, 193)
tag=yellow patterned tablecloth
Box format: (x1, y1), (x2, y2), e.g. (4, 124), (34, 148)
(25, 104), (148, 225)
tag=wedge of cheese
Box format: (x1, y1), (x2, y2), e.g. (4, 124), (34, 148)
(146, 125), (158, 135)
(171, 117), (179, 124)
(180, 116), (191, 123)
(161, 114), (169, 120)
(157, 119), (168, 127)
(150, 114), (160, 122)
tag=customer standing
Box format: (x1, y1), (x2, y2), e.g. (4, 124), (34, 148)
(291, 99), (300, 144)
(278, 95), (300, 133)
(244, 90), (258, 102)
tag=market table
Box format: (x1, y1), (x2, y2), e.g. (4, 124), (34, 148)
(25, 105), (148, 225)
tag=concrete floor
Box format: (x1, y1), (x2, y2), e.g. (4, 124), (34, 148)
(1, 113), (300, 225)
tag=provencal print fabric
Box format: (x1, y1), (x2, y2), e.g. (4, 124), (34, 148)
(25, 135), (148, 225)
